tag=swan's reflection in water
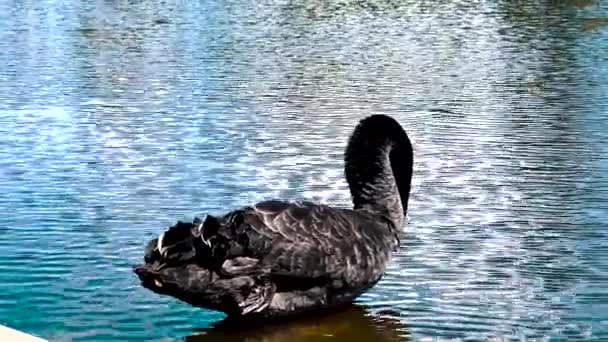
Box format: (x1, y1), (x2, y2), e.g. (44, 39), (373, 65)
(186, 305), (408, 342)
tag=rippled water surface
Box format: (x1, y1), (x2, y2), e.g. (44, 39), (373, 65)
(1, 0), (608, 340)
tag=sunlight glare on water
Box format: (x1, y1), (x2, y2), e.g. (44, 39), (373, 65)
(0, 0), (607, 340)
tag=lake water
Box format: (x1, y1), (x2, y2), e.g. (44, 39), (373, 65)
(1, 0), (607, 340)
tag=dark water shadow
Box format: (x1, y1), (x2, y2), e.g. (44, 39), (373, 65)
(185, 305), (408, 342)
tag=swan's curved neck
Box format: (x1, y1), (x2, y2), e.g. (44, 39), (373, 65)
(344, 115), (413, 230)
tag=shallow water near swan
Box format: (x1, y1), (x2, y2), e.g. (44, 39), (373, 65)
(1, 0), (608, 340)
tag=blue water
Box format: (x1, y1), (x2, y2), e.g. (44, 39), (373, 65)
(1, 0), (608, 340)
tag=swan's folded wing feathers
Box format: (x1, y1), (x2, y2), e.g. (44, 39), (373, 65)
(245, 201), (373, 287)
(266, 241), (334, 279)
(253, 201), (345, 242)
(198, 200), (387, 290)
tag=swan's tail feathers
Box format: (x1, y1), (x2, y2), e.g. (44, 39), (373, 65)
(135, 215), (274, 316)
(144, 223), (200, 270)
(144, 216), (224, 271)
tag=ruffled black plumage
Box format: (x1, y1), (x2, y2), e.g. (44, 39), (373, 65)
(134, 114), (414, 318)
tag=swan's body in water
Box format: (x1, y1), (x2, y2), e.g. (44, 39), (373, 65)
(133, 114), (413, 318)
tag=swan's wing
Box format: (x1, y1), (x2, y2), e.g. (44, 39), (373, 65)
(227, 200), (392, 289)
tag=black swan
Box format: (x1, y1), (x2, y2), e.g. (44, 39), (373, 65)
(133, 114), (413, 318)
